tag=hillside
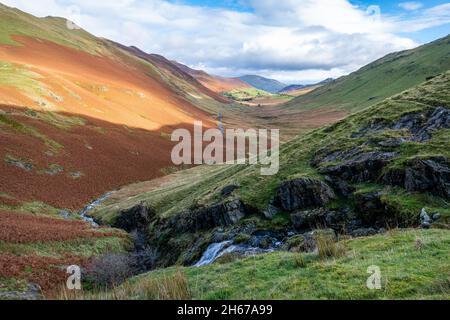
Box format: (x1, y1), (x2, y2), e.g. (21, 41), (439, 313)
(239, 75), (287, 93)
(0, 4), (230, 209)
(279, 78), (334, 96)
(285, 35), (450, 112)
(173, 62), (251, 94)
(91, 71), (449, 296)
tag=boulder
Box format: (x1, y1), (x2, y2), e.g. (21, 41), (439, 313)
(382, 157), (450, 198)
(162, 199), (249, 234)
(275, 178), (336, 212)
(291, 208), (328, 230)
(319, 151), (397, 183)
(349, 227), (378, 238)
(324, 175), (356, 197)
(221, 185), (240, 197)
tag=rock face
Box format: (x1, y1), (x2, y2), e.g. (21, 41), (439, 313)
(113, 203), (154, 233)
(382, 157), (450, 198)
(274, 178), (336, 212)
(353, 107), (450, 142)
(163, 199), (249, 234)
(319, 151), (397, 183)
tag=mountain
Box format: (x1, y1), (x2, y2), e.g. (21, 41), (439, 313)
(92, 71), (450, 299)
(172, 62), (251, 93)
(278, 78), (334, 95)
(286, 35), (450, 112)
(238, 75), (287, 93)
(0, 3), (228, 210)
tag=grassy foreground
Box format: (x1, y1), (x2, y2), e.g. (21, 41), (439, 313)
(79, 229), (449, 300)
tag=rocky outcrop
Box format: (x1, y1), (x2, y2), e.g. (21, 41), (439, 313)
(161, 199), (249, 234)
(382, 157), (450, 198)
(274, 178), (336, 212)
(112, 202), (154, 233)
(353, 107), (450, 142)
(319, 151), (397, 183)
(290, 207), (363, 234)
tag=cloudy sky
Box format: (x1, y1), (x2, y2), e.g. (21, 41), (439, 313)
(2, 0), (450, 84)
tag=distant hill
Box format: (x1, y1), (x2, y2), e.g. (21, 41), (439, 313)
(279, 78), (334, 95)
(238, 75), (287, 93)
(278, 78), (333, 97)
(285, 34), (450, 112)
(172, 61), (251, 93)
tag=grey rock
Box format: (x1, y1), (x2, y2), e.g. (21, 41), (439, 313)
(350, 227), (378, 238)
(421, 222), (431, 229)
(432, 213), (441, 221)
(113, 202), (154, 234)
(319, 151), (397, 183)
(0, 283), (42, 300)
(221, 185), (240, 197)
(384, 157), (450, 198)
(263, 204), (279, 220)
(275, 178), (336, 212)
(59, 210), (71, 220)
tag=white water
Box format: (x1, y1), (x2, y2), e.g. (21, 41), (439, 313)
(194, 240), (279, 267)
(78, 192), (113, 227)
(194, 241), (232, 267)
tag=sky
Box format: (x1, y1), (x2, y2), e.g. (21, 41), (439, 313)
(2, 0), (450, 84)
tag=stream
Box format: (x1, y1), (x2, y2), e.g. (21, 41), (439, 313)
(194, 239), (280, 267)
(78, 192), (113, 227)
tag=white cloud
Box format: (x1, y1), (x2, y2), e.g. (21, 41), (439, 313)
(399, 2), (424, 11)
(1, 0), (449, 83)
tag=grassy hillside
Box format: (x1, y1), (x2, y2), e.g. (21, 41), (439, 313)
(93, 71), (450, 224)
(83, 229), (449, 300)
(285, 35), (450, 112)
(0, 4), (104, 54)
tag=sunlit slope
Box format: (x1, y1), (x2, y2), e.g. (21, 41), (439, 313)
(0, 4), (225, 131)
(285, 35), (450, 112)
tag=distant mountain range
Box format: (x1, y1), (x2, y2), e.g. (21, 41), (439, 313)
(238, 75), (287, 93)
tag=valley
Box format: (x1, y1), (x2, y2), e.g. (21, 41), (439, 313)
(0, 2), (448, 301)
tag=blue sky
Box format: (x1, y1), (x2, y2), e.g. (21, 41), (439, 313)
(2, 0), (449, 84)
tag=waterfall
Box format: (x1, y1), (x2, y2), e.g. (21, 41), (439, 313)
(194, 241), (232, 267)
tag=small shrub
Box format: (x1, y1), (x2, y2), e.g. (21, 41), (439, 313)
(315, 234), (346, 259)
(135, 269), (191, 300)
(293, 254), (307, 268)
(83, 253), (136, 289)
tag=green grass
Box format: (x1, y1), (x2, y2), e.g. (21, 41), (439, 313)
(92, 71), (450, 226)
(224, 88), (273, 101)
(0, 235), (131, 259)
(94, 72), (450, 226)
(90, 229), (450, 300)
(286, 34), (450, 113)
(0, 4), (105, 55)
